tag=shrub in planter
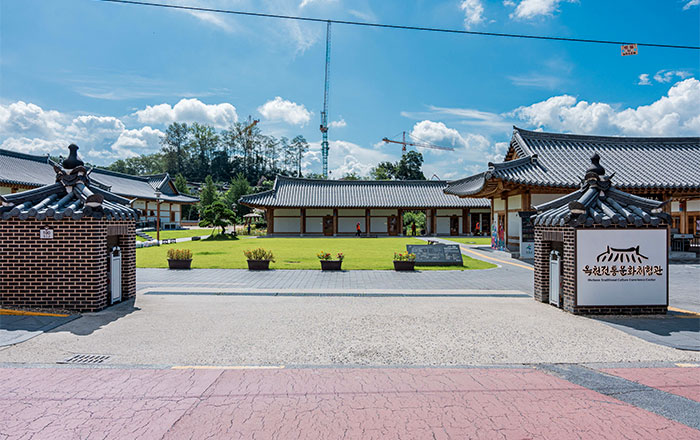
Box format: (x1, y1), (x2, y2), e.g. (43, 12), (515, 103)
(393, 251), (416, 271)
(317, 251), (344, 271)
(167, 248), (193, 270)
(244, 248), (275, 270)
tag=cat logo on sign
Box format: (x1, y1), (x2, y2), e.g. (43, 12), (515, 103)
(621, 44), (638, 56)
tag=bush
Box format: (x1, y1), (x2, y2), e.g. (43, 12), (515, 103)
(317, 251), (344, 261)
(393, 251), (416, 261)
(167, 248), (193, 260)
(243, 248), (275, 261)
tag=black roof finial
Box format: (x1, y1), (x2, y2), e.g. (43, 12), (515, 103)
(62, 144), (84, 170)
(585, 153), (605, 180)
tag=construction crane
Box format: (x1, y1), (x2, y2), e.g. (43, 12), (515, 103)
(244, 118), (260, 134)
(319, 21), (331, 178)
(381, 131), (455, 154)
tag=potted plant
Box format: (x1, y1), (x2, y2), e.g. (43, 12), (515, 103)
(244, 248), (275, 270)
(393, 251), (416, 271)
(167, 248), (193, 270)
(318, 251), (344, 271)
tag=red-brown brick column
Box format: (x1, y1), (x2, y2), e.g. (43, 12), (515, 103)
(533, 227), (551, 303)
(561, 228), (577, 313)
(0, 218), (135, 312)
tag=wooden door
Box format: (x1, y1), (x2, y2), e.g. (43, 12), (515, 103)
(323, 216), (334, 236)
(450, 215), (459, 236)
(388, 215), (399, 236)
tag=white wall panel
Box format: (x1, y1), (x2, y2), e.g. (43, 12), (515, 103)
(306, 209), (332, 217)
(370, 217), (387, 233)
(436, 209), (462, 216)
(338, 209), (365, 216)
(275, 208), (301, 217)
(688, 199), (700, 211)
(338, 217), (365, 233)
(436, 218), (450, 234)
(508, 211), (520, 237)
(274, 217), (300, 233)
(493, 199), (505, 211)
(371, 209), (398, 216)
(305, 217), (323, 233)
(531, 193), (562, 206)
(507, 195), (522, 210)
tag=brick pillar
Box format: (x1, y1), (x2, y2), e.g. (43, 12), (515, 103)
(533, 227), (551, 303)
(562, 228), (577, 313)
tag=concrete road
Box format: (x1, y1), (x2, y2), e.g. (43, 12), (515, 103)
(1, 364), (698, 439)
(1, 293), (698, 367)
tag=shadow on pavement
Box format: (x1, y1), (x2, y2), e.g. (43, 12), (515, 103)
(0, 314), (80, 347)
(41, 299), (140, 337)
(595, 312), (700, 351)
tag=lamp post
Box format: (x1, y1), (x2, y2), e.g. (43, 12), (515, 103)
(155, 190), (162, 245)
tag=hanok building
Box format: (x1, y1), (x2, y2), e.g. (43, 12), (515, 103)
(445, 127), (700, 257)
(0, 145), (138, 312)
(0, 148), (199, 229)
(240, 176), (490, 236)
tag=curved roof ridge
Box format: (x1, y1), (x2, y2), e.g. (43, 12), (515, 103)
(275, 175), (448, 185)
(0, 148), (50, 163)
(513, 126), (700, 144)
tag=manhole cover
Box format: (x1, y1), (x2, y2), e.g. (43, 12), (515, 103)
(59, 354), (111, 365)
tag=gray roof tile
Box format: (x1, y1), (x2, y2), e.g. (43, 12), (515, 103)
(0, 148), (198, 204)
(445, 127), (700, 196)
(241, 176), (490, 208)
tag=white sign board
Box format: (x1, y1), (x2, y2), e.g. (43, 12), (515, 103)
(576, 229), (667, 306)
(40, 229), (54, 239)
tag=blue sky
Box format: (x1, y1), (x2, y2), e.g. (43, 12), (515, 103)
(1, 0), (698, 179)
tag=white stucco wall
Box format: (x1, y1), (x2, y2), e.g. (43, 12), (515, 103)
(531, 193), (563, 207)
(338, 217), (365, 233)
(508, 211), (520, 237)
(370, 217), (387, 233)
(274, 217), (300, 233)
(436, 217), (450, 234)
(371, 209), (398, 216)
(507, 195), (522, 210)
(436, 209), (462, 216)
(274, 208), (301, 217)
(306, 217), (323, 233)
(306, 209), (332, 217)
(338, 209), (365, 216)
(493, 199), (505, 211)
(688, 199), (700, 211)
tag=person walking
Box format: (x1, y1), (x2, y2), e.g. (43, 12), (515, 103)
(411, 222), (416, 236)
(356, 222), (362, 237)
(475, 221), (480, 236)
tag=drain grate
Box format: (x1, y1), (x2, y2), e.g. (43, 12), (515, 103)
(59, 354), (111, 365)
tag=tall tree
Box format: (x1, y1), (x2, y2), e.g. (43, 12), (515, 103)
(106, 153), (165, 175)
(189, 123), (219, 182)
(161, 122), (189, 176)
(199, 175), (218, 210)
(223, 173), (252, 218)
(291, 135), (309, 177)
(394, 151), (425, 180)
(198, 200), (236, 236)
(369, 161), (396, 180)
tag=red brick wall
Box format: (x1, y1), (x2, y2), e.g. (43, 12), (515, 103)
(0, 218), (135, 312)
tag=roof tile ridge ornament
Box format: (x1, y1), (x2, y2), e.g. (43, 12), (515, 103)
(53, 144), (104, 209)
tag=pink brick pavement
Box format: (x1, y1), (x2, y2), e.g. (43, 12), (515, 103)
(1, 367), (698, 439)
(602, 366), (700, 403)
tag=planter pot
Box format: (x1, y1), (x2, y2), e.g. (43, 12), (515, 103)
(247, 260), (271, 270)
(168, 259), (192, 270)
(393, 260), (415, 271)
(320, 260), (343, 271)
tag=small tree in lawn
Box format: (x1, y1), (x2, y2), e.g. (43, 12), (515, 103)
(198, 200), (236, 236)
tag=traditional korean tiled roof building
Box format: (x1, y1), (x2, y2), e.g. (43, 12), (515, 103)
(444, 127), (700, 256)
(0, 148), (198, 228)
(241, 175), (491, 236)
(0, 145), (137, 312)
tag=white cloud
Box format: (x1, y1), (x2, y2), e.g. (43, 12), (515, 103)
(507, 0), (576, 19)
(329, 118), (346, 128)
(258, 97), (312, 126)
(133, 98), (238, 128)
(653, 69), (691, 83)
(299, 0), (337, 8)
(0, 101), (164, 163)
(683, 0), (699, 10)
(511, 77), (700, 136)
(508, 73), (565, 89)
(638, 74), (652, 86)
(460, 0), (485, 29)
(305, 139), (393, 177)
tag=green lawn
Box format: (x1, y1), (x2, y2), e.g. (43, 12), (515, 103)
(136, 237), (496, 270)
(443, 237), (493, 246)
(136, 228), (216, 242)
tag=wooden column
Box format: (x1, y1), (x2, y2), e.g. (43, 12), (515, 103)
(463, 208), (469, 235)
(522, 192), (532, 211)
(398, 209), (404, 236)
(333, 208), (338, 236)
(503, 194), (509, 249)
(300, 208), (306, 236)
(365, 209), (370, 237)
(267, 208), (274, 235)
(680, 200), (688, 234)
